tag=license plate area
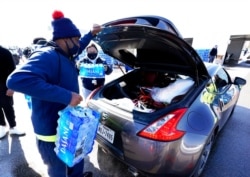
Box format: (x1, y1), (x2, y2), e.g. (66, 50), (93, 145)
(97, 124), (115, 144)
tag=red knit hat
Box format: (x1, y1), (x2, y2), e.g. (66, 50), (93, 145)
(51, 10), (81, 40)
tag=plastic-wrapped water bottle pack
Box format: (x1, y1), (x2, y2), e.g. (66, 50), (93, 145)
(79, 63), (105, 78)
(54, 105), (100, 167)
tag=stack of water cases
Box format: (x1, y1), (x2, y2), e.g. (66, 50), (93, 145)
(196, 49), (210, 62)
(54, 106), (100, 167)
(79, 63), (105, 78)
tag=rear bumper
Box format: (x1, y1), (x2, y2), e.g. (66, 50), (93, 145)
(96, 133), (207, 177)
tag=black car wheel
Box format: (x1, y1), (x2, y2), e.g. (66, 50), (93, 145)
(192, 134), (214, 177)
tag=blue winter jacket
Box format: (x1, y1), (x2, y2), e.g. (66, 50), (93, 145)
(6, 32), (94, 137)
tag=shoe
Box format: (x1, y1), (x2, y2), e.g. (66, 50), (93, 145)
(9, 127), (26, 136)
(0, 126), (7, 139)
(83, 172), (93, 177)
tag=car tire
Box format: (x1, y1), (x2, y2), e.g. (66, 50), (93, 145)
(191, 133), (215, 177)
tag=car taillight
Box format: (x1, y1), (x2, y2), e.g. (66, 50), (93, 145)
(138, 108), (187, 141)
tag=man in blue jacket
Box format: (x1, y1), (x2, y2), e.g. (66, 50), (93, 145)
(7, 10), (102, 177)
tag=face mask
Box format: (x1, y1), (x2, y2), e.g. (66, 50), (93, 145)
(69, 44), (79, 57)
(87, 53), (97, 59)
(66, 38), (80, 58)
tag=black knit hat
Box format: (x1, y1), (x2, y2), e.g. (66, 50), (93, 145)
(51, 10), (81, 40)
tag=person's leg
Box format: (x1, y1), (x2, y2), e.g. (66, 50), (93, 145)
(0, 93), (7, 126)
(208, 55), (212, 63)
(210, 55), (216, 63)
(0, 89), (9, 138)
(37, 139), (88, 177)
(1, 95), (16, 128)
(0, 108), (7, 126)
(0, 107), (7, 138)
(37, 139), (68, 177)
(2, 95), (25, 135)
(67, 159), (84, 177)
(82, 87), (92, 100)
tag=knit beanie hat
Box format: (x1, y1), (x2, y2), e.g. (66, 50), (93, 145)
(51, 10), (81, 40)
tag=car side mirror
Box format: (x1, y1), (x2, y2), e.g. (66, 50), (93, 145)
(234, 77), (246, 86)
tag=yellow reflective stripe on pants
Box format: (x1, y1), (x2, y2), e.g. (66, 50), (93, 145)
(36, 134), (57, 142)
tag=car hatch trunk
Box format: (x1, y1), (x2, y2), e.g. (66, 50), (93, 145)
(88, 69), (199, 159)
(94, 25), (209, 81)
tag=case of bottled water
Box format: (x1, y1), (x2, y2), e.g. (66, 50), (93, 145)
(79, 63), (105, 78)
(54, 106), (100, 167)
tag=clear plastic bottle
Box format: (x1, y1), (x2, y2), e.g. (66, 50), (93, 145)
(79, 63), (84, 77)
(98, 64), (105, 78)
(80, 63), (88, 77)
(24, 94), (32, 109)
(54, 106), (100, 167)
(89, 64), (94, 77)
(82, 114), (99, 155)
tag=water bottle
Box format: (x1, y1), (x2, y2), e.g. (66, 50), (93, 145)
(54, 106), (100, 167)
(81, 109), (100, 155)
(97, 64), (105, 78)
(24, 94), (32, 109)
(89, 64), (95, 77)
(79, 63), (87, 77)
(79, 63), (84, 76)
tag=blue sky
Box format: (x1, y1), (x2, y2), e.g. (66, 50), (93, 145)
(1, 0), (249, 54)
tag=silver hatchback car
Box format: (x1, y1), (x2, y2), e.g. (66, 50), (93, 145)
(86, 16), (246, 177)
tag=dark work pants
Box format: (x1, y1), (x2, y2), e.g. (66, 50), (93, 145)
(0, 93), (16, 128)
(36, 139), (84, 177)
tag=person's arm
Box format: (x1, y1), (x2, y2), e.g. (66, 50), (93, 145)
(104, 63), (113, 75)
(78, 24), (102, 54)
(1, 47), (15, 88)
(6, 89), (14, 96)
(76, 56), (84, 70)
(79, 31), (94, 53)
(100, 59), (113, 75)
(6, 51), (72, 105)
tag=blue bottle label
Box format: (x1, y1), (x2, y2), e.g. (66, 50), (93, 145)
(79, 63), (105, 78)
